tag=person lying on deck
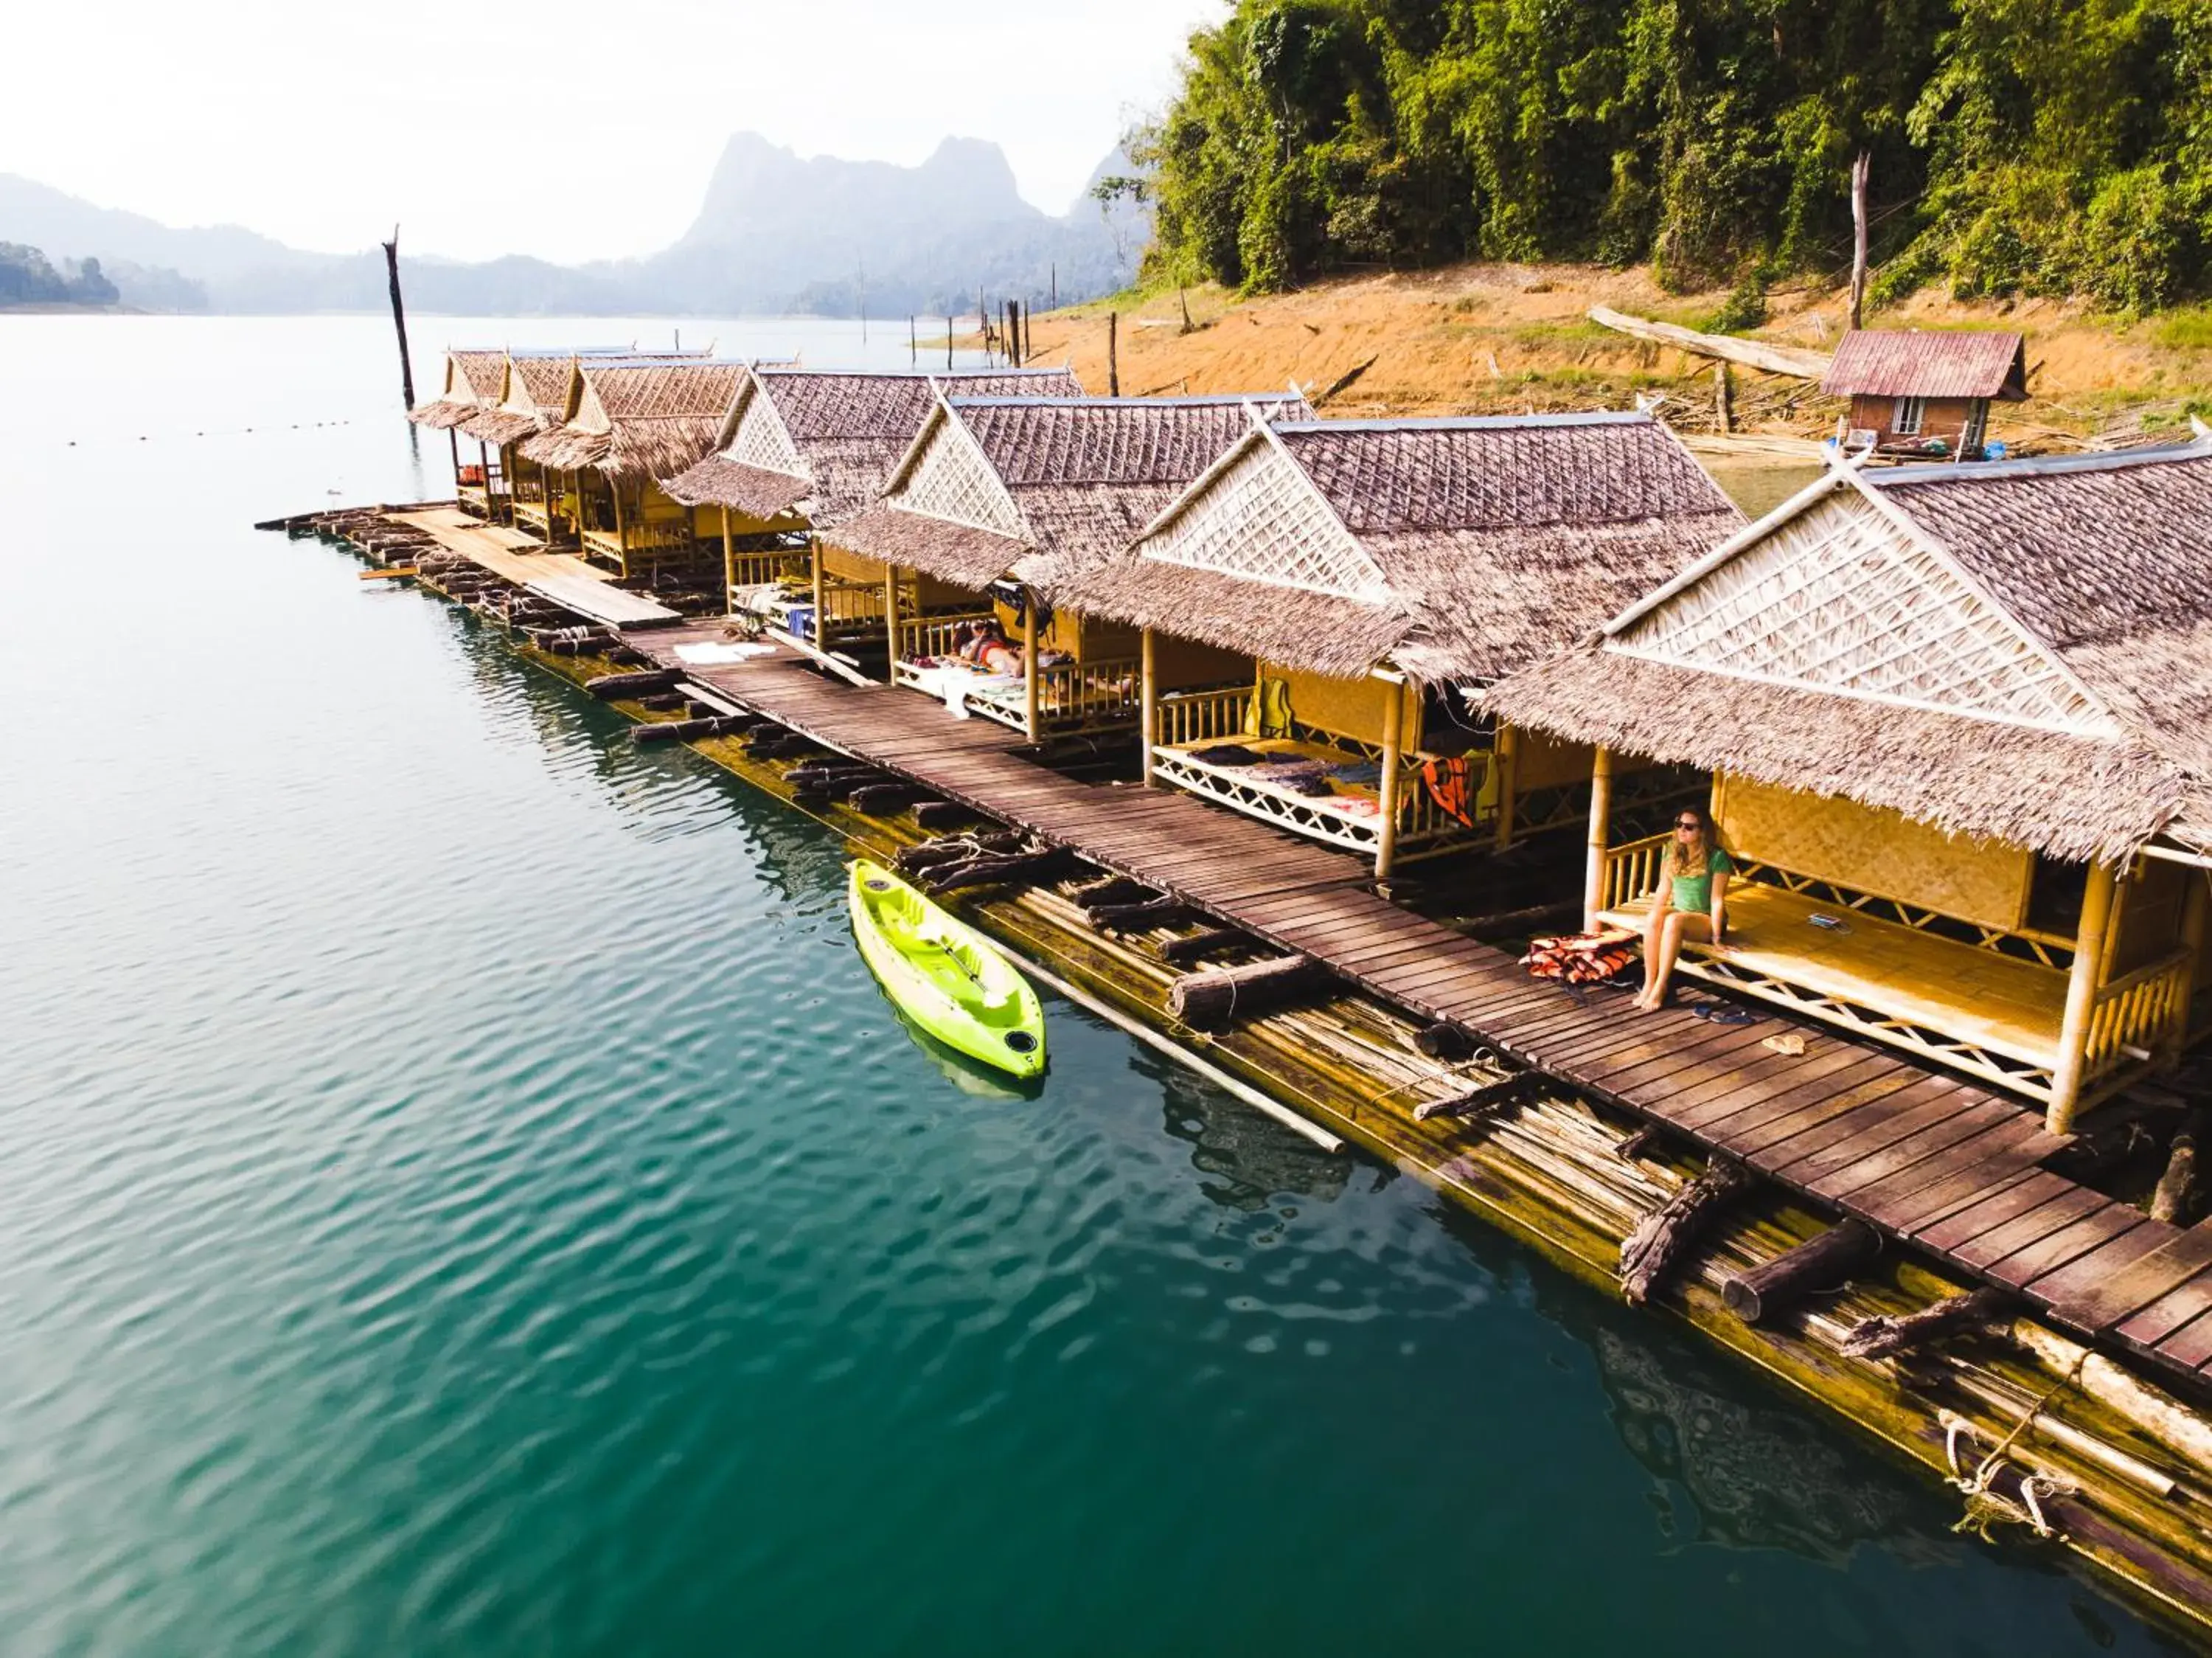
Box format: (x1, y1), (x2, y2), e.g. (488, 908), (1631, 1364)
(956, 620), (1023, 678)
(1633, 806), (1731, 1012)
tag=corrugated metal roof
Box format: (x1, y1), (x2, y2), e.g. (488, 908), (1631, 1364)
(1822, 330), (2028, 400)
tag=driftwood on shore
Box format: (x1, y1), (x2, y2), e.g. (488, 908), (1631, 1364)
(1587, 306), (1833, 381)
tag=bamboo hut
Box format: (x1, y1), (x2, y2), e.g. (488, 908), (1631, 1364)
(826, 392), (1308, 742)
(463, 347), (632, 546)
(520, 356), (747, 578)
(1484, 434), (2212, 1131)
(659, 366), (1082, 635)
(406, 348), (512, 518)
(1823, 330), (2028, 460)
(1059, 413), (1743, 878)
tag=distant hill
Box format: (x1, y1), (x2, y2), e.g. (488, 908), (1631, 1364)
(0, 135), (1148, 317)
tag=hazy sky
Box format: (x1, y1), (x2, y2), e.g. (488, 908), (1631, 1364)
(8, 0), (1225, 263)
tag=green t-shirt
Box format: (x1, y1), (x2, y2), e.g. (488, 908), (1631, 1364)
(1669, 848), (1733, 916)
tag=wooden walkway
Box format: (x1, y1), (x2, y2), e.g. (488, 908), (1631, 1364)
(396, 509), (681, 628)
(633, 624), (2212, 1394)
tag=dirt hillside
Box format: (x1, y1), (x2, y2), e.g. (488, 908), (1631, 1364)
(1015, 264), (2212, 459)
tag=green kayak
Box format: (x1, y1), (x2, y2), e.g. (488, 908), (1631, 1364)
(847, 859), (1047, 1080)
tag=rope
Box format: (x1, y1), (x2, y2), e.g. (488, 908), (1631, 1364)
(1938, 1350), (2089, 1541)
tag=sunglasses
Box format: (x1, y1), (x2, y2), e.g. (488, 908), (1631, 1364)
(1674, 819), (1703, 830)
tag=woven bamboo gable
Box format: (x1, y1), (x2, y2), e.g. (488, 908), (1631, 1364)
(891, 409), (1029, 541)
(725, 379), (806, 478)
(1144, 433), (1388, 600)
(1615, 483), (2112, 736)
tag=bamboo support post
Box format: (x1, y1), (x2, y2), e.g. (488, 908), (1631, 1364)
(1374, 672), (1403, 882)
(1139, 628), (1157, 786)
(1022, 592), (1040, 742)
(2050, 860), (2121, 1134)
(1583, 744), (1615, 931)
(721, 506), (736, 614)
(810, 536), (827, 650)
(1492, 724), (1518, 850)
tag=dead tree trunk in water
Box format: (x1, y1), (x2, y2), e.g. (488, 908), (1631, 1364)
(382, 226), (415, 411)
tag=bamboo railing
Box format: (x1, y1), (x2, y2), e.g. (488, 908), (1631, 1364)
(1031, 656), (1143, 728)
(1155, 685), (1250, 749)
(1599, 833), (1672, 915)
(2086, 951), (2192, 1075)
(892, 609), (998, 667)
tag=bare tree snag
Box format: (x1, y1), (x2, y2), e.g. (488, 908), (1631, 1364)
(1619, 1162), (1752, 1305)
(1848, 151), (1871, 331)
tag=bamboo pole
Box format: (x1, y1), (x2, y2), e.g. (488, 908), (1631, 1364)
(1022, 592), (1040, 742)
(2180, 870), (2211, 1041)
(2050, 860), (2121, 1134)
(1584, 745), (1615, 931)
(1493, 724), (1519, 850)
(1374, 675), (1403, 882)
(721, 505), (736, 615)
(883, 561), (900, 665)
(810, 535), (827, 649)
(611, 477), (629, 578)
(1107, 311), (1120, 395)
(1139, 628), (1157, 786)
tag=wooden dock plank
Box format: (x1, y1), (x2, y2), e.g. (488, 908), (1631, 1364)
(2060, 1221), (2212, 1334)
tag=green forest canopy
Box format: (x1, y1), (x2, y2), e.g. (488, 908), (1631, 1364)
(1138, 0), (2212, 312)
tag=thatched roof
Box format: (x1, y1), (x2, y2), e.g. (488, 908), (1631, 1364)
(1484, 439), (2212, 861)
(1058, 414), (1742, 681)
(827, 392), (1311, 589)
(1823, 330), (2028, 401)
(407, 347), (509, 430)
(659, 367), (1082, 523)
(520, 358), (749, 480)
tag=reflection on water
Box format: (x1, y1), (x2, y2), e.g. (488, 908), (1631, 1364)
(0, 314), (2185, 1658)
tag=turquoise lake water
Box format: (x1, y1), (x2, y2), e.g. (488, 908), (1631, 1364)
(0, 315), (2188, 1654)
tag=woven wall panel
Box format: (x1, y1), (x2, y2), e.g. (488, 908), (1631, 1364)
(1146, 442), (1388, 598)
(896, 420), (1027, 539)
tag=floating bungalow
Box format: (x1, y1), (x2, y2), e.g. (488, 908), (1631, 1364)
(824, 392), (1307, 741)
(406, 348), (513, 519)
(464, 348), (628, 546)
(659, 367), (1082, 636)
(1060, 413), (1745, 878)
(1485, 437), (2212, 1131)
(521, 356), (747, 578)
(1824, 329), (2028, 460)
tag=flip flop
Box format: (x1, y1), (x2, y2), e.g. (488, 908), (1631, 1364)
(1691, 1003), (1761, 1027)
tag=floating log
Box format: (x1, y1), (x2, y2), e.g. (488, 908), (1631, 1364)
(1071, 876), (1154, 912)
(638, 693), (689, 712)
(1721, 1220), (1882, 1325)
(1167, 955), (1324, 1032)
(1414, 1072), (1539, 1123)
(1158, 929), (1248, 968)
(1414, 1021), (1479, 1062)
(1619, 1161), (1752, 1306)
(1587, 305), (1833, 379)
(897, 832), (1029, 875)
(2151, 1107), (2208, 1224)
(1086, 896), (1189, 934)
(630, 716), (748, 746)
(847, 783), (916, 816)
(1840, 1288), (2013, 1361)
(2010, 1319), (2212, 1477)
(585, 669), (681, 700)
(911, 800), (973, 832)
(921, 845), (1077, 895)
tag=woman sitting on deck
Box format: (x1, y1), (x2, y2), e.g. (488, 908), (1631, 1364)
(956, 619), (1024, 678)
(1635, 807), (1732, 1010)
